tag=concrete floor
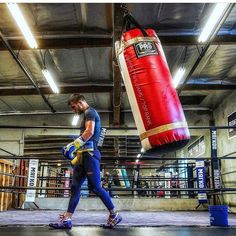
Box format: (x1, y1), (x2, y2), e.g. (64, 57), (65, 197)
(0, 226), (236, 236)
(0, 210), (236, 227)
(0, 210), (236, 236)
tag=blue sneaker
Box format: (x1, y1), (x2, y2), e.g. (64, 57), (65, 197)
(49, 219), (72, 229)
(104, 212), (122, 228)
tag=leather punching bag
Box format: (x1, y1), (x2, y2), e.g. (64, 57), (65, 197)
(116, 28), (190, 153)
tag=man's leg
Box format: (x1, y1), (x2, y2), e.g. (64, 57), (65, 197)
(84, 153), (122, 227)
(67, 164), (86, 214)
(49, 164), (86, 229)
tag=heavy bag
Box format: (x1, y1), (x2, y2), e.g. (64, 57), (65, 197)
(116, 28), (190, 153)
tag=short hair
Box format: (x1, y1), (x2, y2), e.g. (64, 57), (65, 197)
(67, 94), (85, 105)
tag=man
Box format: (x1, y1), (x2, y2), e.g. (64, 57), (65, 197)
(102, 171), (113, 198)
(49, 94), (122, 229)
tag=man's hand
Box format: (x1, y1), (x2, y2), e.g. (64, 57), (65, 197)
(65, 136), (85, 151)
(73, 136), (85, 149)
(62, 136), (85, 160)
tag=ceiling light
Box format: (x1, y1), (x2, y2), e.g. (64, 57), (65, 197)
(72, 114), (79, 126)
(57, 163), (62, 167)
(135, 159), (139, 163)
(42, 69), (59, 94)
(198, 3), (229, 43)
(173, 67), (185, 88)
(6, 3), (38, 49)
(141, 148), (145, 153)
(137, 153), (141, 158)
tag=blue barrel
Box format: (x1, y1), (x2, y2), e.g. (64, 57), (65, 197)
(208, 205), (228, 227)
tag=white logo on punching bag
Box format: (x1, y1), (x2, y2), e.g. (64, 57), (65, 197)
(134, 41), (158, 58)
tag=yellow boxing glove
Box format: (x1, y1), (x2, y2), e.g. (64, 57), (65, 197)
(71, 151), (83, 166)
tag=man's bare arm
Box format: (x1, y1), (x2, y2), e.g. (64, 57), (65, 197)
(80, 120), (95, 142)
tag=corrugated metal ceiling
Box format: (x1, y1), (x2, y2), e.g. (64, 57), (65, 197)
(0, 3), (235, 119)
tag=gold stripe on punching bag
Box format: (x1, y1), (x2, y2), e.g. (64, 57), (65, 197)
(140, 121), (188, 141)
(123, 36), (160, 50)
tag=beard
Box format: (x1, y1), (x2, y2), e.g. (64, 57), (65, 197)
(77, 110), (83, 115)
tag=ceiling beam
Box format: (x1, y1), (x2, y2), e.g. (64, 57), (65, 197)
(0, 106), (212, 116)
(112, 3), (124, 125)
(1, 34), (236, 50)
(159, 34), (236, 46)
(0, 37), (112, 50)
(0, 82), (114, 96)
(1, 82), (235, 96)
(184, 84), (236, 90)
(179, 95), (206, 105)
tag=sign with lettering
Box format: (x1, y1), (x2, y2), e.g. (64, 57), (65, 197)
(213, 169), (221, 189)
(64, 170), (70, 197)
(228, 111), (236, 139)
(210, 128), (221, 189)
(25, 159), (39, 202)
(97, 128), (107, 148)
(211, 130), (217, 151)
(196, 160), (207, 204)
(165, 172), (171, 198)
(134, 41), (158, 58)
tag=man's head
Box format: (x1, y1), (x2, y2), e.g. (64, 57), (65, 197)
(68, 94), (89, 114)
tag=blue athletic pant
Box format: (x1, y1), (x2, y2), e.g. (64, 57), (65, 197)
(67, 151), (115, 213)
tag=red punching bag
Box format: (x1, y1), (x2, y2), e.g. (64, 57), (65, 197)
(116, 18), (190, 153)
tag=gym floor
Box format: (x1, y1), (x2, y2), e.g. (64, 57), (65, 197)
(0, 210), (236, 235)
(1, 226), (236, 236)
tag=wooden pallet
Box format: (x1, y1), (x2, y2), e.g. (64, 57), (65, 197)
(0, 159), (13, 211)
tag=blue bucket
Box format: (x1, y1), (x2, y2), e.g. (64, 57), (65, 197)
(208, 205), (228, 227)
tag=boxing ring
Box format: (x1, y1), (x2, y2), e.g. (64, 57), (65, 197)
(0, 125), (236, 236)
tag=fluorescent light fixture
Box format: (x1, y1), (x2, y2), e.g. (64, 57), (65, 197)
(198, 3), (229, 43)
(72, 114), (80, 126)
(6, 3), (38, 49)
(137, 153), (141, 158)
(141, 148), (145, 153)
(173, 67), (185, 88)
(42, 69), (59, 94)
(135, 159), (139, 163)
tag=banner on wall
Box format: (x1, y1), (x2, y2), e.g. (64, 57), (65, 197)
(165, 172), (171, 198)
(210, 129), (221, 189)
(228, 110), (236, 139)
(196, 160), (207, 204)
(64, 170), (70, 197)
(25, 159), (39, 202)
